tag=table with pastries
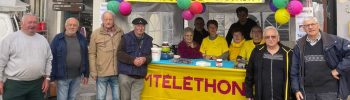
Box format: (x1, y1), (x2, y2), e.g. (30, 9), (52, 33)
(141, 59), (246, 100)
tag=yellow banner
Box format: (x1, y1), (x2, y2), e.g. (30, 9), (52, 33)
(142, 64), (246, 100)
(127, 0), (264, 3)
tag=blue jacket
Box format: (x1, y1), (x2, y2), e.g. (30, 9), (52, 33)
(291, 32), (350, 99)
(50, 32), (89, 80)
(117, 31), (153, 77)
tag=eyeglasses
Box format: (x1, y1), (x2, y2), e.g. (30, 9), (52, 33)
(264, 35), (277, 40)
(301, 23), (317, 28)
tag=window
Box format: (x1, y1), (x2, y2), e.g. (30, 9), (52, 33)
(263, 13), (290, 41)
(128, 12), (176, 45)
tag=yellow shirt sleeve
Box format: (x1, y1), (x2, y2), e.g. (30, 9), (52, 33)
(239, 40), (253, 61)
(200, 37), (208, 54)
(221, 37), (229, 53)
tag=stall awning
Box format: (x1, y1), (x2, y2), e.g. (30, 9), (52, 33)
(131, 3), (270, 13)
(128, 0), (265, 3)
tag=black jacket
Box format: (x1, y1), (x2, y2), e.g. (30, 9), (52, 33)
(245, 43), (293, 100)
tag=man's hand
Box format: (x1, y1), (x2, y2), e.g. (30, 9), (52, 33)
(133, 58), (141, 66)
(0, 81), (4, 95)
(138, 57), (146, 64)
(247, 98), (253, 100)
(134, 57), (146, 67)
(42, 79), (49, 93)
(82, 77), (89, 85)
(295, 91), (304, 100)
(331, 69), (340, 80)
(91, 76), (97, 81)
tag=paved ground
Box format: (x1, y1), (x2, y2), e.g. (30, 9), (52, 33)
(49, 77), (112, 100)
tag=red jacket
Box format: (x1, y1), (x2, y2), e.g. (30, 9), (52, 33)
(177, 40), (202, 59)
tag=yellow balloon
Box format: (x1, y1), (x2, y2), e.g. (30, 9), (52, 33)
(275, 8), (290, 25)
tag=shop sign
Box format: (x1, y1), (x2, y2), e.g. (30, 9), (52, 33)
(53, 4), (84, 12)
(53, 0), (83, 3)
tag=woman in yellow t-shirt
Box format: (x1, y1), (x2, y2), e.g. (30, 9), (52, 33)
(229, 29), (245, 63)
(238, 25), (265, 64)
(200, 20), (229, 60)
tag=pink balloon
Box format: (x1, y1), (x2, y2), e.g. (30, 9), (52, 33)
(119, 1), (132, 16)
(182, 10), (194, 20)
(287, 0), (303, 16)
(189, 1), (203, 14)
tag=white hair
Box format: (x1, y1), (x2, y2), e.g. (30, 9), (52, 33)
(65, 17), (79, 26)
(21, 13), (36, 24)
(303, 16), (319, 24)
(101, 10), (116, 21)
(263, 26), (279, 36)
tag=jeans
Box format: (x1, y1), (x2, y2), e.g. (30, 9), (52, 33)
(57, 77), (81, 100)
(119, 74), (144, 100)
(96, 75), (120, 100)
(305, 92), (339, 100)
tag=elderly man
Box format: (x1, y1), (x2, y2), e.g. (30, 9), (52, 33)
(291, 17), (350, 100)
(89, 11), (124, 100)
(0, 14), (52, 100)
(245, 26), (292, 100)
(117, 17), (153, 100)
(50, 17), (89, 100)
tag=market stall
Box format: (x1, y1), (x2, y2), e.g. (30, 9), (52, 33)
(91, 0), (308, 99)
(95, 0), (303, 99)
(142, 60), (245, 100)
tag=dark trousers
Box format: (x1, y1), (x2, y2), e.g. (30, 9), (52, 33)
(3, 78), (44, 100)
(305, 92), (338, 100)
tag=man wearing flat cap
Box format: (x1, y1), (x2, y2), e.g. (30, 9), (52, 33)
(117, 17), (153, 100)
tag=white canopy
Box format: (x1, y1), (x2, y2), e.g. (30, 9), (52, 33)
(131, 3), (270, 13)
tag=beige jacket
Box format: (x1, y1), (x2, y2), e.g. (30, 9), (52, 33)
(89, 25), (123, 77)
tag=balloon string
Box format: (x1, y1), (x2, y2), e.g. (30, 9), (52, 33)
(306, 0), (312, 15)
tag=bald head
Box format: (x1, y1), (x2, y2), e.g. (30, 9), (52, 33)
(21, 13), (38, 36)
(65, 17), (80, 36)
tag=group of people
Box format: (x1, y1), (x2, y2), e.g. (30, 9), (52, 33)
(177, 6), (350, 100)
(0, 11), (152, 100)
(245, 16), (350, 100)
(1, 6), (350, 100)
(177, 6), (263, 66)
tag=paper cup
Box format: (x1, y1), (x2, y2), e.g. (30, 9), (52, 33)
(151, 48), (161, 62)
